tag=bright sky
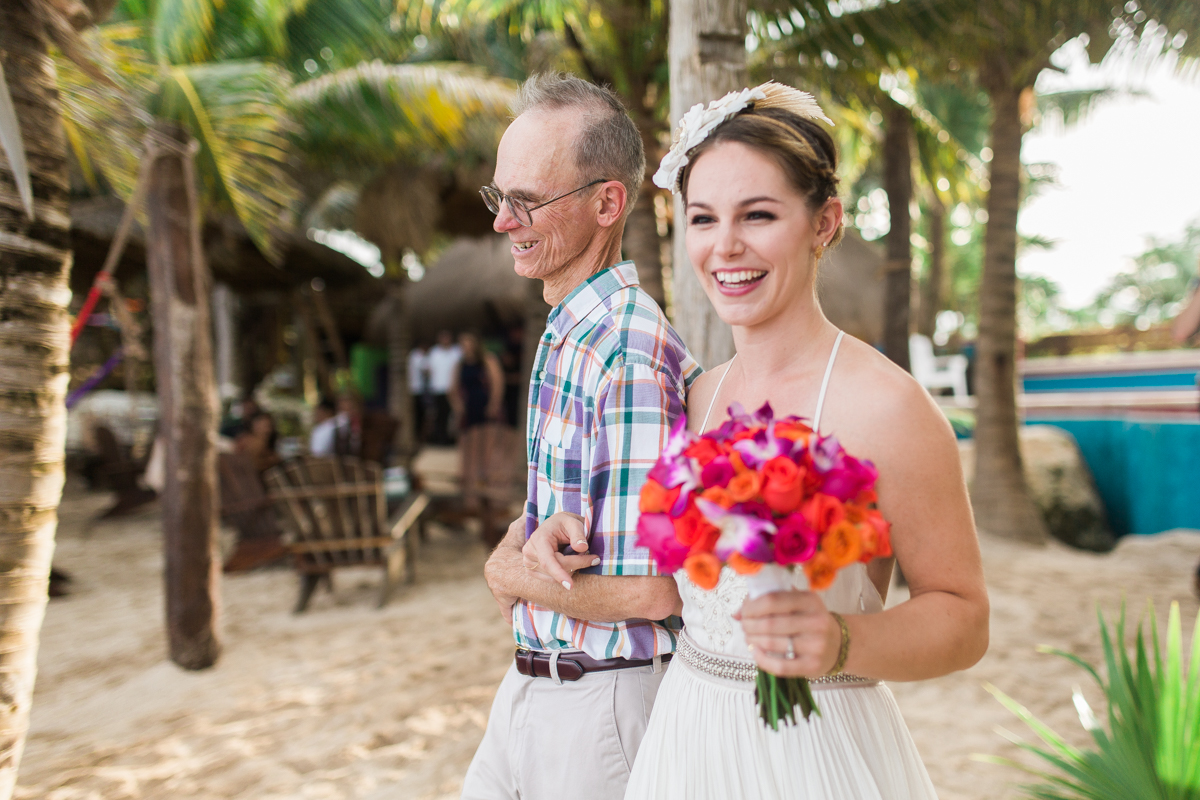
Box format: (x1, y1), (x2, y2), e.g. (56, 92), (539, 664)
(1018, 39), (1200, 309)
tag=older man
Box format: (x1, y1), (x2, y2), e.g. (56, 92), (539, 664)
(461, 74), (700, 799)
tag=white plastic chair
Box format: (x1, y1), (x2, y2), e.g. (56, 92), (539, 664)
(909, 334), (969, 400)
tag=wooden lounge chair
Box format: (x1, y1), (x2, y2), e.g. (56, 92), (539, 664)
(264, 456), (429, 613)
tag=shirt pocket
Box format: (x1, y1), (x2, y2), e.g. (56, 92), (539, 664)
(539, 406), (584, 491)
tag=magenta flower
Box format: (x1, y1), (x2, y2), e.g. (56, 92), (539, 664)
(774, 514), (819, 564)
(636, 513), (691, 573)
(701, 456), (735, 488)
(820, 454), (879, 501)
(696, 498), (777, 562)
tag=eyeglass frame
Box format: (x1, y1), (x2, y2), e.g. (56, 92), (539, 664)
(480, 178), (611, 227)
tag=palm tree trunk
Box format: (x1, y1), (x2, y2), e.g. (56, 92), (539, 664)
(0, 5), (72, 795)
(145, 122), (223, 668)
(972, 84), (1047, 544)
(918, 191), (946, 338)
(667, 0), (746, 369)
(624, 179), (665, 307)
(882, 100), (912, 372)
(0, 1), (71, 796)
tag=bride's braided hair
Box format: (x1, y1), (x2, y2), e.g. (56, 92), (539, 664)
(680, 104), (844, 249)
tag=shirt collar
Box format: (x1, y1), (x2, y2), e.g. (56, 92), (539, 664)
(544, 261), (640, 344)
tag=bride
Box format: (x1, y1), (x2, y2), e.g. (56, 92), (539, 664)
(522, 83), (988, 799)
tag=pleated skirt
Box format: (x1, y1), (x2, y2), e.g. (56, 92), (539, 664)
(625, 653), (939, 799)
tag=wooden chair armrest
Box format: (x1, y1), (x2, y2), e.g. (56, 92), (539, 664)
(388, 493), (431, 539)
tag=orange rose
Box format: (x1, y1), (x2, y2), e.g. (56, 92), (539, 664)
(803, 551), (837, 591)
(731, 429), (757, 443)
(701, 486), (735, 509)
(727, 552), (764, 575)
(729, 451), (750, 474)
(639, 480), (680, 514)
(684, 438), (723, 466)
(761, 456), (804, 514)
(726, 470), (762, 503)
(802, 493), (845, 532)
(685, 552), (722, 590)
(773, 420), (813, 443)
(821, 520), (862, 567)
(673, 504), (713, 546)
(866, 510), (892, 558)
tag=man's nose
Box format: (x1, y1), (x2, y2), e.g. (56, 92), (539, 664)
(493, 200), (521, 233)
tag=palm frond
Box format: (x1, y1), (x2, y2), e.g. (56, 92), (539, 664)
(55, 22), (156, 199)
(0, 61), (33, 218)
(289, 61), (515, 170)
(156, 60), (302, 263)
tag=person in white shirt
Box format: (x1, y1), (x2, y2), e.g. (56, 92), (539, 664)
(309, 398), (338, 456)
(426, 330), (462, 444)
(408, 344), (431, 443)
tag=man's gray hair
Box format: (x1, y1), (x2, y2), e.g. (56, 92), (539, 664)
(513, 73), (646, 214)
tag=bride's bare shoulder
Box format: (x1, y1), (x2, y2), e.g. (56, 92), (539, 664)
(833, 336), (955, 444)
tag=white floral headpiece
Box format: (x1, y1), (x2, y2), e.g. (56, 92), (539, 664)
(652, 84), (833, 194)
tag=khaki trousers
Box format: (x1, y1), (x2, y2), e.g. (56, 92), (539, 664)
(461, 660), (668, 800)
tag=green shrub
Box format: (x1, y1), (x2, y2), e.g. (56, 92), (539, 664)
(982, 602), (1200, 799)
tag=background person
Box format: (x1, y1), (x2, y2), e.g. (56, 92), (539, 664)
(449, 332), (505, 515)
(426, 330), (462, 445)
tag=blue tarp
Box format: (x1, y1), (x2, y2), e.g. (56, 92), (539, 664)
(1027, 418), (1200, 535)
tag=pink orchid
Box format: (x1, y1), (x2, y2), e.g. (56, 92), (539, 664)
(696, 498), (777, 562)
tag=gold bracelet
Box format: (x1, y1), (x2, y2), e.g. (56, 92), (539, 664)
(826, 612), (851, 676)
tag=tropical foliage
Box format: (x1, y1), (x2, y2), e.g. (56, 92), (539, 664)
(985, 602), (1200, 799)
(54, 0), (516, 264)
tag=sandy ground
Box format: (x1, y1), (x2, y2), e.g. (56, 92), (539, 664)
(16, 474), (1200, 800)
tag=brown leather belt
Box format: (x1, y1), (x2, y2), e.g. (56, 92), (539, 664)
(514, 649), (672, 681)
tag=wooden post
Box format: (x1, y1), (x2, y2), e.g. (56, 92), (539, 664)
(145, 123), (223, 669)
(385, 278), (414, 461)
(667, 0), (747, 368)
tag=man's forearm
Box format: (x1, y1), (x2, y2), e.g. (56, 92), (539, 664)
(486, 535), (679, 622)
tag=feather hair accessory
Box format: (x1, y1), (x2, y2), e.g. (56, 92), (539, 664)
(653, 82), (833, 194)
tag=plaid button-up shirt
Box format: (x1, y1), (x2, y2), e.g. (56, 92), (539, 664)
(514, 261), (702, 659)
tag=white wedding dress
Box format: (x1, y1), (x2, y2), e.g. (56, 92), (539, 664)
(624, 332), (939, 799)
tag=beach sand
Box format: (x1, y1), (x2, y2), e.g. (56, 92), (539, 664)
(17, 476), (1200, 800)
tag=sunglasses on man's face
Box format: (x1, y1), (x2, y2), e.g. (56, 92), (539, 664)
(479, 179), (609, 227)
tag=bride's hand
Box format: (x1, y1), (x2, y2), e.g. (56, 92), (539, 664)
(736, 590), (843, 678)
(521, 512), (600, 589)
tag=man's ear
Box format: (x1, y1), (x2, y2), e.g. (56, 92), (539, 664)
(596, 181), (628, 228)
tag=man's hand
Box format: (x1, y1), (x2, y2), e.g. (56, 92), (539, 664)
(521, 512), (600, 589)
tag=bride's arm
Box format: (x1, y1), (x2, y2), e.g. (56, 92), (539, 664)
(741, 376), (989, 682)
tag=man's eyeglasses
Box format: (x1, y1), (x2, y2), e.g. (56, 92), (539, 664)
(480, 179), (609, 227)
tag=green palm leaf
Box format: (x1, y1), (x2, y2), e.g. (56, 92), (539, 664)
(55, 22), (156, 199)
(289, 61), (515, 170)
(156, 60), (301, 262)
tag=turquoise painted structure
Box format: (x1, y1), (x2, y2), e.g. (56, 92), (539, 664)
(1026, 417), (1200, 536)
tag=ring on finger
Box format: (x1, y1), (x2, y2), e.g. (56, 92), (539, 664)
(785, 636), (796, 660)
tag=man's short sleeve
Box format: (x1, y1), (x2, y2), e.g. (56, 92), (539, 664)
(584, 357), (686, 576)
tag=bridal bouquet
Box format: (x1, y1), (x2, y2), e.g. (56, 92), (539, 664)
(636, 402), (892, 729)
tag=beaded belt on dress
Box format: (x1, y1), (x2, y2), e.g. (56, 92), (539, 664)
(676, 632), (876, 686)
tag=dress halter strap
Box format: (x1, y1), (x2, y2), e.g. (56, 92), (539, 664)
(699, 355), (736, 433)
(697, 330), (844, 434)
(812, 330), (845, 434)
